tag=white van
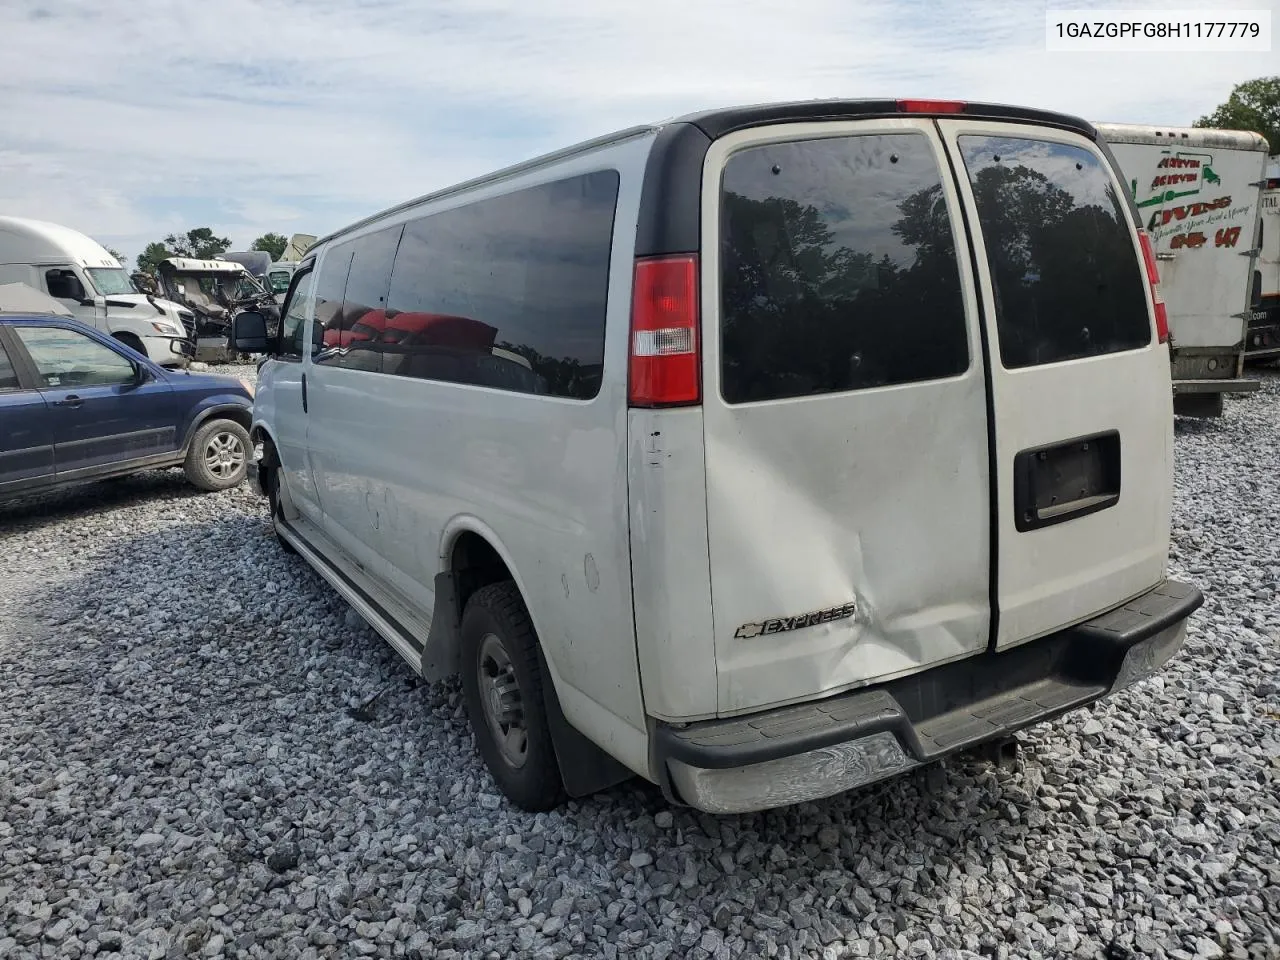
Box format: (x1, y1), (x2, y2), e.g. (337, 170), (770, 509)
(1094, 124), (1269, 416)
(0, 216), (194, 367)
(234, 99), (1202, 814)
(1246, 158), (1280, 361)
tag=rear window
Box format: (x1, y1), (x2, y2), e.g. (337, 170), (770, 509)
(957, 136), (1151, 369)
(719, 133), (970, 404)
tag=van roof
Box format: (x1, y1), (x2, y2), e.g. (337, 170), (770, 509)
(1092, 122), (1270, 152)
(0, 215), (121, 269)
(313, 98), (1098, 252)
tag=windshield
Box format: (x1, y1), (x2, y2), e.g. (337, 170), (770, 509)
(268, 270), (293, 293)
(85, 268), (138, 296)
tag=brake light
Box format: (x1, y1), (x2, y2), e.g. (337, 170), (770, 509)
(897, 99), (966, 114)
(1137, 230), (1169, 344)
(628, 255), (700, 407)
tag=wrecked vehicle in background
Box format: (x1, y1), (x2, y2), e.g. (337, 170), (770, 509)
(156, 258), (280, 363)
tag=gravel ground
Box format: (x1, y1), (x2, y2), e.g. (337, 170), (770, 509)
(0, 364), (1277, 960)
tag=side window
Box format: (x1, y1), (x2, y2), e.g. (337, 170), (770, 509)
(312, 243), (354, 359)
(383, 170), (620, 399)
(44, 268), (87, 303)
(958, 136), (1151, 368)
(14, 326), (136, 388)
(315, 226), (402, 371)
(279, 268), (317, 359)
(0, 339), (20, 391)
(719, 133), (970, 404)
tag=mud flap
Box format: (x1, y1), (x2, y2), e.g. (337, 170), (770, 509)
(535, 646), (633, 798)
(422, 572), (461, 681)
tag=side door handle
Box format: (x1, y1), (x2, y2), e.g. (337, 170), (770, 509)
(53, 395), (83, 409)
(301, 373), (308, 413)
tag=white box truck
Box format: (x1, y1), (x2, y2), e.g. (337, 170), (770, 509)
(1245, 157), (1280, 361)
(1094, 124), (1269, 416)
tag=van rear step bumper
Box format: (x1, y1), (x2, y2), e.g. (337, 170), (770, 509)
(653, 579), (1202, 814)
(1172, 378), (1260, 395)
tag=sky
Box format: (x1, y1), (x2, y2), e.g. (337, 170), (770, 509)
(0, 0), (1275, 268)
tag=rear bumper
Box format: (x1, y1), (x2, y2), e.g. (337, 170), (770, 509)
(1172, 378), (1259, 395)
(652, 579), (1202, 814)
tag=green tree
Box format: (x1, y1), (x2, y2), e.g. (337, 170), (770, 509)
(1195, 75), (1280, 153)
(163, 227), (232, 260)
(251, 232), (288, 260)
(135, 241), (171, 276)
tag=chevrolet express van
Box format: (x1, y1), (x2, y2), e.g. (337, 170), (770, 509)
(234, 99), (1202, 813)
(0, 216), (194, 367)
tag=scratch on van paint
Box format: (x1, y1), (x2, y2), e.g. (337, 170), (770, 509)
(584, 554), (600, 593)
(561, 574), (570, 599)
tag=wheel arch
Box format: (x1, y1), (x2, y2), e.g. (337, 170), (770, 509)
(428, 516), (632, 799)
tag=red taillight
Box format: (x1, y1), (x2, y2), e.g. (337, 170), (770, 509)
(1137, 230), (1170, 344)
(629, 255), (700, 407)
(897, 99), (966, 114)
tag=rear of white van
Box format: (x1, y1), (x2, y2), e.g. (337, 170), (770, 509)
(625, 100), (1203, 813)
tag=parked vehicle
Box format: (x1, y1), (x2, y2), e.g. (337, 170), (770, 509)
(0, 298), (254, 500)
(267, 262), (297, 297)
(1094, 124), (1268, 416)
(234, 98), (1202, 814)
(1245, 157), (1280, 362)
(156, 258), (280, 363)
(0, 216), (194, 368)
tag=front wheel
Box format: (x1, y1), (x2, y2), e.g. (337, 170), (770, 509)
(265, 465), (297, 554)
(460, 582), (566, 811)
(183, 419), (250, 491)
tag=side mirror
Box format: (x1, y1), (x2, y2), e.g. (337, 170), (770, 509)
(232, 310), (270, 354)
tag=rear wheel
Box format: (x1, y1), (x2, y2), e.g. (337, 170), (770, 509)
(183, 419), (250, 491)
(460, 582), (565, 811)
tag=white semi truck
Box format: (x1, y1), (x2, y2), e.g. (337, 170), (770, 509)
(0, 216), (195, 367)
(1095, 123), (1269, 416)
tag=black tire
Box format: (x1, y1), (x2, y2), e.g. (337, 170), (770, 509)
(112, 332), (147, 359)
(183, 419), (251, 491)
(266, 465), (297, 555)
(460, 582), (566, 811)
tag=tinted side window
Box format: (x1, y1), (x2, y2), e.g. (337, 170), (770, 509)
(15, 326), (136, 387)
(312, 243), (354, 359)
(316, 227), (402, 372)
(383, 170), (620, 399)
(720, 134), (970, 404)
(958, 136), (1151, 369)
(280, 268), (316, 358)
(0, 339), (19, 390)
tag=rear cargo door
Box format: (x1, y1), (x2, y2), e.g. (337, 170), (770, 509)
(699, 119), (993, 716)
(938, 120), (1172, 649)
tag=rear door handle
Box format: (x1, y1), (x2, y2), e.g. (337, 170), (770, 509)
(53, 395), (83, 409)
(301, 373), (308, 413)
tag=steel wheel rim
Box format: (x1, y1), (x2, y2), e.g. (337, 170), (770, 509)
(477, 633), (527, 768)
(205, 432), (246, 480)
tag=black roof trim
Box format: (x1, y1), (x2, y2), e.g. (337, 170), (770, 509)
(635, 99), (1100, 257)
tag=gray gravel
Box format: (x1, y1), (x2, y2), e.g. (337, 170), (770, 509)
(1, 364), (1277, 960)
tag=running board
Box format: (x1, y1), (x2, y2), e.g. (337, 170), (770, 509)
(276, 515), (429, 676)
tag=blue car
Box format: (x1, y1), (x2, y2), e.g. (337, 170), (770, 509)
(0, 313), (255, 500)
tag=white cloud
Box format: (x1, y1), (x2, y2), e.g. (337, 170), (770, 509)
(0, 0), (1274, 265)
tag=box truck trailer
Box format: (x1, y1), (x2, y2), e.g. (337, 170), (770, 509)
(1094, 124), (1268, 416)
